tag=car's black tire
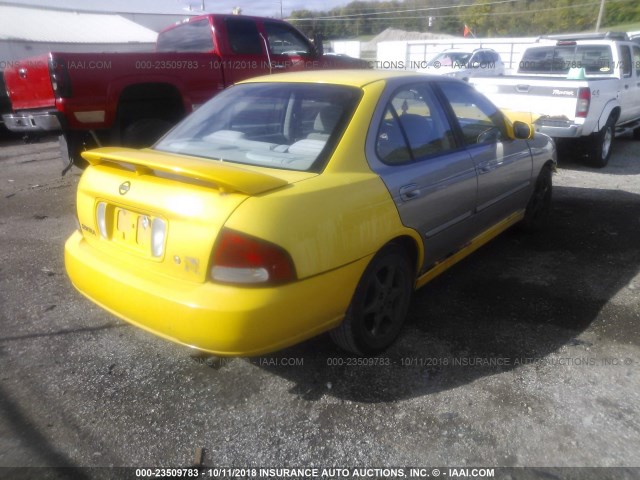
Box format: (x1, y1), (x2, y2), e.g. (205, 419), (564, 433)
(330, 245), (413, 356)
(585, 116), (615, 168)
(520, 164), (552, 232)
(633, 126), (640, 140)
(122, 118), (172, 148)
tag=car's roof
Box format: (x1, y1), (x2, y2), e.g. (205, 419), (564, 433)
(440, 47), (495, 53)
(238, 69), (434, 88)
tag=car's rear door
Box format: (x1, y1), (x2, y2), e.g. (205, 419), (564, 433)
(366, 80), (479, 270)
(618, 44), (640, 123)
(436, 80), (533, 230)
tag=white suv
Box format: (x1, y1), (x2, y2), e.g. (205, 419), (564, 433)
(420, 48), (505, 81)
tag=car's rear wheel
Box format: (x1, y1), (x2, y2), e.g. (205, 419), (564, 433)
(521, 164), (552, 232)
(330, 245), (413, 356)
(585, 116), (614, 168)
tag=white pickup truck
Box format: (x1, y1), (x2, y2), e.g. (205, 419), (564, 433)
(471, 32), (640, 167)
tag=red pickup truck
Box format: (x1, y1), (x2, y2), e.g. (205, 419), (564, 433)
(2, 13), (367, 171)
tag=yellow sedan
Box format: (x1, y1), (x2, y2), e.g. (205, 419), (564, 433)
(65, 70), (556, 356)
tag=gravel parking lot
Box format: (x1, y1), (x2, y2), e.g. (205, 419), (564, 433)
(0, 134), (639, 478)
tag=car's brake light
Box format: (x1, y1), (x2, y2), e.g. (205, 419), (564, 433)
(48, 57), (72, 98)
(210, 229), (296, 285)
(576, 87), (590, 118)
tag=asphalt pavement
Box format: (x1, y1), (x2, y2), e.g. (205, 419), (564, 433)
(0, 134), (639, 479)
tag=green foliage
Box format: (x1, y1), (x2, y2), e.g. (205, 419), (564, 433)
(605, 1), (640, 27)
(461, 0), (599, 36)
(289, 0), (467, 39)
(288, 0), (640, 39)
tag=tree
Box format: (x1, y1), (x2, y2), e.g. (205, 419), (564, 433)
(289, 0), (640, 40)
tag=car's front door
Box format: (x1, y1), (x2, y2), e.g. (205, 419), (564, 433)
(366, 82), (479, 271)
(436, 80), (533, 230)
(261, 21), (317, 73)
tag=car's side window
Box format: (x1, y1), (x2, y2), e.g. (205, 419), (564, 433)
(226, 18), (263, 55)
(484, 52), (493, 64)
(156, 19), (215, 52)
(470, 52), (484, 66)
(376, 85), (455, 165)
(437, 81), (507, 146)
(620, 45), (633, 78)
(264, 22), (312, 56)
(632, 46), (640, 78)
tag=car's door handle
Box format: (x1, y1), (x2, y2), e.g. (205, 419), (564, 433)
(399, 184), (421, 202)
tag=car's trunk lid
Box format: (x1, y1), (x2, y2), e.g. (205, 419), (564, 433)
(77, 147), (314, 283)
(3, 54), (56, 110)
(471, 77), (589, 123)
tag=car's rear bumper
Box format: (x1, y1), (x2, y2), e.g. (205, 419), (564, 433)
(2, 110), (62, 133)
(65, 230), (368, 356)
(535, 121), (582, 138)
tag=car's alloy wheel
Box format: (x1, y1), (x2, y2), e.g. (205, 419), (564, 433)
(330, 245), (413, 356)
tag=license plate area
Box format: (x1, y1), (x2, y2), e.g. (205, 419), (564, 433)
(112, 206), (157, 256)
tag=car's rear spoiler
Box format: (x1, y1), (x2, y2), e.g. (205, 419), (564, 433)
(82, 147), (289, 195)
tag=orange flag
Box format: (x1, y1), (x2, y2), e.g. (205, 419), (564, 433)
(463, 24), (472, 37)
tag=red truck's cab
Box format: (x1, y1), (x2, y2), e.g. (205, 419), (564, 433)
(2, 14), (368, 170)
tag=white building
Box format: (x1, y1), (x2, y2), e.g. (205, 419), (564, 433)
(0, 3), (160, 68)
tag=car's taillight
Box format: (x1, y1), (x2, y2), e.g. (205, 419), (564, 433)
(210, 229), (296, 285)
(96, 202), (108, 238)
(576, 87), (590, 118)
(48, 57), (72, 98)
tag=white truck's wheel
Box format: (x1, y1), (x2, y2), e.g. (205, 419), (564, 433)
(585, 116), (614, 168)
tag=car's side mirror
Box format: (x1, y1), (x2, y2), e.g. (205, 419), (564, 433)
(513, 120), (532, 139)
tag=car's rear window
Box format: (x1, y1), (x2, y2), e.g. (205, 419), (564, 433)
(156, 19), (214, 52)
(519, 45), (614, 74)
(154, 83), (362, 172)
